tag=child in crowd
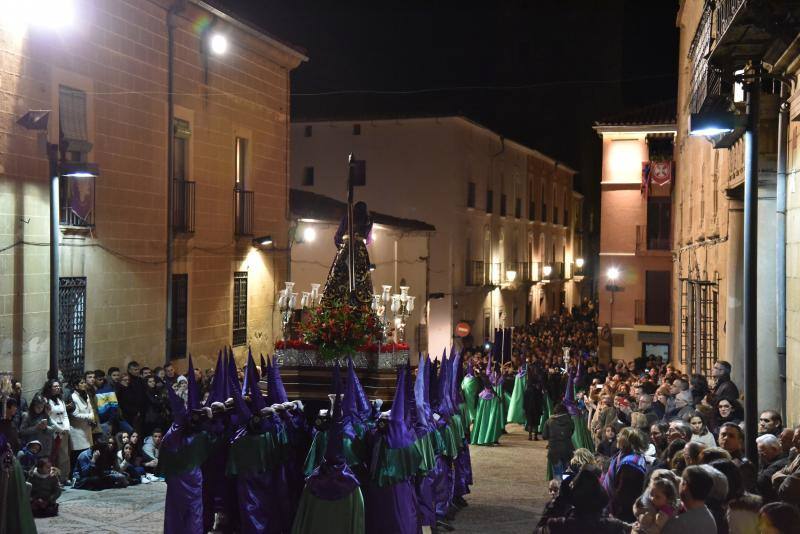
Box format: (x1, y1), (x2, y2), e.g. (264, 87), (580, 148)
(596, 425), (619, 458)
(29, 457), (61, 518)
(16, 440), (42, 474)
(632, 472), (680, 534)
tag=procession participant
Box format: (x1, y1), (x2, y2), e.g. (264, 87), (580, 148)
(432, 352), (458, 525)
(564, 363), (595, 452)
(291, 366), (365, 534)
(450, 351), (473, 508)
(414, 355), (440, 530)
(524, 360), (546, 441)
(363, 366), (421, 534)
(470, 352), (504, 446)
(460, 359), (480, 427)
(160, 355), (212, 534)
(506, 359), (527, 426)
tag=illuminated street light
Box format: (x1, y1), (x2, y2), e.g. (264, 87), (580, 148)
(542, 265), (553, 277)
(607, 266), (620, 282)
(506, 270), (517, 283)
(210, 33), (228, 55)
(575, 257), (585, 269)
(5, 0), (75, 30)
(302, 226), (316, 243)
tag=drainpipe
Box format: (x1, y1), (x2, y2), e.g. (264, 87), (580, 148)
(742, 67), (760, 464)
(777, 83), (789, 421)
(164, 2), (185, 365)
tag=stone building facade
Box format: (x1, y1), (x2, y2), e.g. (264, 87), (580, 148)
(0, 0), (305, 392)
(675, 0), (795, 417)
(290, 116), (586, 352)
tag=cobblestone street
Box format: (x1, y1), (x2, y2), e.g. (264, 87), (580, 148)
(35, 425), (548, 534)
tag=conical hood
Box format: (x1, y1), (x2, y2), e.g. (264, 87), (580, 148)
(342, 357), (359, 438)
(413, 355), (430, 435)
(226, 348), (239, 399)
(186, 354), (201, 411)
(451, 351), (464, 405)
(205, 350), (226, 406)
(466, 360), (474, 377)
(348, 357), (371, 420)
(267, 356), (289, 404)
(386, 365), (415, 448)
(429, 357), (440, 412)
(404, 365), (415, 430)
(563, 367), (578, 416)
(243, 350), (266, 412)
(260, 354), (268, 377)
(304, 374), (360, 501)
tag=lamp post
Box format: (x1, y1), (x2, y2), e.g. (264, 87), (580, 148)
(16, 110), (100, 380)
(606, 267), (621, 362)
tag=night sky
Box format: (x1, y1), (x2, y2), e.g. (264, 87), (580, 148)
(222, 0), (679, 210)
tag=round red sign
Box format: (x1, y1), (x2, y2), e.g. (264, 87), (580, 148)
(455, 322), (471, 338)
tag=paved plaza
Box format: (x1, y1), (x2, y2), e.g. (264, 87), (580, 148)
(35, 425), (549, 534)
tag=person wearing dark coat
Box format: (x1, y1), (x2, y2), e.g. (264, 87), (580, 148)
(541, 465), (630, 534)
(710, 361), (739, 406)
(542, 403), (575, 480)
(524, 364), (545, 441)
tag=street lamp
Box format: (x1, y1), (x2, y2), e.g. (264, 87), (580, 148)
(605, 267), (621, 361)
(16, 110), (100, 380)
(210, 33), (228, 55)
(575, 257), (585, 269)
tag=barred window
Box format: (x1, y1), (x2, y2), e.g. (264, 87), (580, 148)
(679, 277), (718, 375)
(59, 277), (86, 384)
(233, 272), (248, 346)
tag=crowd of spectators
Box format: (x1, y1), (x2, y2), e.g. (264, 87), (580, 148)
(1, 360), (229, 517)
(490, 306), (800, 533)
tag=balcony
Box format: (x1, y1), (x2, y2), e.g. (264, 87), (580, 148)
(542, 261), (565, 281)
(504, 261), (532, 283)
(172, 179), (195, 234)
(60, 176), (95, 227)
(234, 188), (254, 236)
(636, 225), (671, 253)
(466, 260), (486, 286)
(711, 0), (800, 69)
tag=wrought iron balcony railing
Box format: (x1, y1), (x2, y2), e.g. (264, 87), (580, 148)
(234, 188), (254, 236)
(172, 179), (195, 234)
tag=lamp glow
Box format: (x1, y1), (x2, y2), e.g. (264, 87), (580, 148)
(302, 226), (316, 243)
(210, 33), (228, 55)
(575, 258), (585, 269)
(607, 267), (620, 282)
(506, 270), (517, 282)
(543, 265), (552, 277)
(5, 0), (75, 30)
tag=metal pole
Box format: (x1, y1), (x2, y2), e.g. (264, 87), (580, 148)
(347, 154), (356, 297)
(164, 5), (179, 365)
(776, 83), (788, 422)
(743, 70), (760, 464)
(48, 144), (60, 380)
(609, 287), (614, 362)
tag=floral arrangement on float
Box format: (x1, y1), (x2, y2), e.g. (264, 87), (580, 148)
(298, 301), (384, 361)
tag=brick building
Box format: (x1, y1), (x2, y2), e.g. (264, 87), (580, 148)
(593, 103), (675, 363)
(0, 0), (306, 393)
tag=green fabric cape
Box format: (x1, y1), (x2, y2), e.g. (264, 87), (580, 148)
(570, 414), (595, 453)
(304, 431), (364, 477)
(157, 431), (214, 479)
(2, 456), (37, 534)
(226, 432), (278, 476)
(461, 376), (480, 427)
(291, 486), (365, 534)
(470, 394), (504, 445)
(507, 374), (527, 425)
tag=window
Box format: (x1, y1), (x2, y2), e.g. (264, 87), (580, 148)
(59, 86), (94, 227)
(564, 192), (569, 227)
(500, 193), (507, 216)
(171, 274), (188, 358)
(529, 182), (535, 221)
(647, 196), (672, 250)
(467, 182), (476, 208)
(679, 277), (718, 375)
(486, 189), (494, 214)
(353, 123), (361, 135)
(302, 166), (315, 186)
(235, 137), (248, 189)
(173, 119), (194, 233)
(645, 271), (671, 325)
(59, 277), (86, 384)
(59, 86), (92, 162)
(304, 125), (312, 137)
(515, 197), (522, 218)
(233, 272), (248, 346)
(541, 184), (547, 222)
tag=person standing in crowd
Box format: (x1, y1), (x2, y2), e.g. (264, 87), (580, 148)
(689, 411), (717, 448)
(542, 403), (575, 480)
(759, 410), (784, 437)
(68, 377), (97, 476)
(661, 466), (717, 534)
(524, 362), (545, 441)
(29, 457), (61, 517)
(43, 378), (72, 484)
(603, 427), (647, 523)
(0, 397), (20, 453)
(757, 434), (790, 504)
(709, 361), (739, 406)
(718, 422), (757, 493)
